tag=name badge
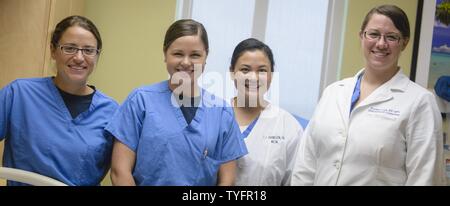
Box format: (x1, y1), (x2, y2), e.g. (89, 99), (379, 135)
(264, 135), (285, 144)
(368, 106), (400, 120)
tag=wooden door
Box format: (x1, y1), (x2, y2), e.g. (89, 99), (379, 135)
(0, 0), (52, 88)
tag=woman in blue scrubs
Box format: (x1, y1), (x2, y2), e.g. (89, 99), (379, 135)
(107, 19), (248, 186)
(0, 16), (118, 185)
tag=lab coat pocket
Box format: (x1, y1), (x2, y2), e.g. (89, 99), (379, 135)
(375, 146), (406, 185)
(376, 166), (406, 186)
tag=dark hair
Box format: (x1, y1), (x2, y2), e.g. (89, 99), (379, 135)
(163, 19), (209, 54)
(360, 5), (410, 39)
(230, 38), (275, 72)
(51, 15), (102, 50)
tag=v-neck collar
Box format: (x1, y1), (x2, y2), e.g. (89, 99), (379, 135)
(232, 98), (272, 140)
(242, 115), (259, 138)
(46, 77), (96, 122)
(166, 83), (205, 130)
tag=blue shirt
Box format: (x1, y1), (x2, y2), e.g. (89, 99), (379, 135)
(178, 95), (200, 125)
(0, 77), (118, 185)
(106, 80), (248, 186)
(57, 85), (95, 119)
(242, 116), (259, 139)
(350, 74), (363, 113)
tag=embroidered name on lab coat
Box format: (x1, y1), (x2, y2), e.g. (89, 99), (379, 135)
(368, 107), (400, 120)
(264, 136), (285, 144)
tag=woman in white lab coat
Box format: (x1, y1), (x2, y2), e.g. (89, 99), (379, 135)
(230, 38), (303, 186)
(291, 5), (446, 186)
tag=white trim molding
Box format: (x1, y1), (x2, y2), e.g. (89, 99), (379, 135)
(176, 0), (193, 20)
(415, 0), (437, 88)
(320, 0), (347, 94)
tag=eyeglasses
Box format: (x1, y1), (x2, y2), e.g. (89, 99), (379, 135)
(57, 44), (100, 57)
(363, 30), (402, 44)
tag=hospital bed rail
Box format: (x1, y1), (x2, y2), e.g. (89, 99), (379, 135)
(0, 167), (67, 186)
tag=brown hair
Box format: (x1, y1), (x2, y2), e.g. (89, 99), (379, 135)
(360, 5), (410, 39)
(51, 15), (102, 50)
(163, 19), (209, 54)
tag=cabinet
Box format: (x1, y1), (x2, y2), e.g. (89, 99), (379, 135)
(0, 0), (84, 185)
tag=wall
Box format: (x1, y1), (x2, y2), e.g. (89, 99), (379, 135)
(0, 0), (51, 88)
(85, 0), (177, 103)
(339, 0), (419, 79)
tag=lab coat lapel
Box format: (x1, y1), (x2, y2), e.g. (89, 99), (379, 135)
(335, 79), (354, 130)
(357, 69), (408, 108)
(358, 87), (392, 107)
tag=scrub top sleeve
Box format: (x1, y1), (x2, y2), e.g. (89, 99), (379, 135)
(0, 83), (13, 140)
(405, 92), (446, 185)
(219, 109), (248, 162)
(105, 90), (145, 153)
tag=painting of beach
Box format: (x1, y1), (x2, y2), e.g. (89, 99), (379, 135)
(428, 0), (450, 88)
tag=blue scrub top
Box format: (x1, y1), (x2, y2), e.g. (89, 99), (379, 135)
(106, 80), (248, 186)
(350, 74), (363, 113)
(0, 77), (119, 185)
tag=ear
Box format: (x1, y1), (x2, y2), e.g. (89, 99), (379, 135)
(401, 38), (410, 51)
(50, 44), (57, 59)
(163, 52), (167, 63)
(359, 30), (364, 40)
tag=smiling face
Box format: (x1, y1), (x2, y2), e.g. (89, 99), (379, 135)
(164, 35), (207, 92)
(232, 50), (272, 103)
(360, 13), (409, 74)
(51, 26), (98, 86)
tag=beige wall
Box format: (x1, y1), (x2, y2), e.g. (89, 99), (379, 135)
(339, 0), (419, 79)
(0, 0), (51, 88)
(85, 0), (177, 103)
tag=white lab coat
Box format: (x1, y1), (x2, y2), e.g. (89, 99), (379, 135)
(235, 104), (303, 186)
(291, 69), (446, 186)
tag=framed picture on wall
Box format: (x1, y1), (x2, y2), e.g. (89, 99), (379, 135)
(427, 0), (450, 89)
(432, 0), (450, 185)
